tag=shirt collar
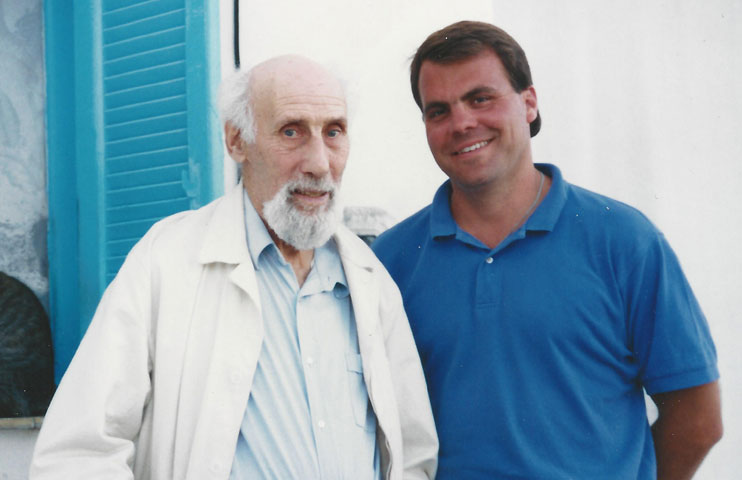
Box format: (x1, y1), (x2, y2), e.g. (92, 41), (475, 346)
(430, 181), (458, 240)
(243, 189), (277, 268)
(528, 163), (568, 232)
(306, 238), (349, 298)
(429, 163), (569, 242)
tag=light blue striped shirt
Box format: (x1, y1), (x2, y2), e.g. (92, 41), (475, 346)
(230, 192), (380, 479)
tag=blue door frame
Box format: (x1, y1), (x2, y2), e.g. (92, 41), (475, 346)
(44, 0), (222, 382)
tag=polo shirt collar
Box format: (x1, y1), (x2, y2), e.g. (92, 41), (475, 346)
(429, 163), (569, 241)
(430, 181), (457, 239)
(528, 163), (568, 232)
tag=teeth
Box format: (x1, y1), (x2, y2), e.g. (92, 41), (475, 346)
(295, 190), (325, 197)
(460, 140), (488, 154)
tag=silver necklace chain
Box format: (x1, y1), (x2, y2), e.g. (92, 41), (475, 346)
(514, 170), (545, 230)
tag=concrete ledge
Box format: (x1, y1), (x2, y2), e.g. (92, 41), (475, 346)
(0, 417), (43, 430)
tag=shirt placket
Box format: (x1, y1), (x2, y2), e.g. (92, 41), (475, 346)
(296, 289), (339, 480)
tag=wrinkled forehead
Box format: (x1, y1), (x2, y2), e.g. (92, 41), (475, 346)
(252, 59), (347, 121)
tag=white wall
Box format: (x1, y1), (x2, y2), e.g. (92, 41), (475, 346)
(0, 0), (47, 305)
(494, 3), (741, 478)
(223, 2), (741, 478)
(220, 0), (496, 217)
(0, 0), (46, 475)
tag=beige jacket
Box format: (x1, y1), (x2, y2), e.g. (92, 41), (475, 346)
(30, 183), (438, 479)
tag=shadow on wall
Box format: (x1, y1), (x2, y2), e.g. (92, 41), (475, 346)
(0, 272), (55, 418)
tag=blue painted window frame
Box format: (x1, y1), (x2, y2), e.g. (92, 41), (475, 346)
(44, 0), (222, 382)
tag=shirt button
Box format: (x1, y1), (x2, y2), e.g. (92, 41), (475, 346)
(318, 420), (326, 429)
(306, 357), (315, 366)
(485, 257), (493, 264)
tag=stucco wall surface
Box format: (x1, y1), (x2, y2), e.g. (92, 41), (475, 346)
(0, 0), (47, 307)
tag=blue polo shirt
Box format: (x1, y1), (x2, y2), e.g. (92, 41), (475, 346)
(372, 164), (718, 479)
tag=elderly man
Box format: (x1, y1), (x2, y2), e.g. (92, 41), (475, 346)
(30, 55), (437, 479)
(372, 21), (721, 479)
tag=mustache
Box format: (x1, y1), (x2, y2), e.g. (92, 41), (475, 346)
(285, 176), (338, 198)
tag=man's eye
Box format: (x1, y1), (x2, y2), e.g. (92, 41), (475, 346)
(473, 96), (490, 104)
(283, 128), (297, 137)
(327, 128), (341, 138)
(426, 109), (444, 120)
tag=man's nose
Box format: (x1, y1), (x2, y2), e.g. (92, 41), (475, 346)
(450, 105), (477, 134)
(301, 134), (331, 177)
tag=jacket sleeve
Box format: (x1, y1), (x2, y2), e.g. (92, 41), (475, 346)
(29, 236), (154, 479)
(378, 270), (439, 479)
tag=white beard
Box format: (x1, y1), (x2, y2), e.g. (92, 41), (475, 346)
(262, 176), (342, 250)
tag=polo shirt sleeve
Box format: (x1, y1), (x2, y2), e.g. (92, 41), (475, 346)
(624, 230), (719, 395)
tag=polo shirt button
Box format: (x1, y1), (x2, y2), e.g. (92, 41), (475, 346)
(485, 257), (493, 264)
(318, 420), (326, 429)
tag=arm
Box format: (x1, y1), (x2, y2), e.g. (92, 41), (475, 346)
(651, 381), (723, 480)
(29, 240), (153, 479)
(378, 273), (439, 480)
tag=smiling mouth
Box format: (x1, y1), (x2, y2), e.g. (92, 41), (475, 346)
(453, 140), (490, 155)
(293, 189), (328, 197)
(290, 189), (333, 209)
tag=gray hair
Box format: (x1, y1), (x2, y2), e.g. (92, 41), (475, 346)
(218, 69), (256, 143)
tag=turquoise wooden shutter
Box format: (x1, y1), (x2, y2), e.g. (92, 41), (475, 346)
(102, 0), (222, 283)
(45, 0), (222, 380)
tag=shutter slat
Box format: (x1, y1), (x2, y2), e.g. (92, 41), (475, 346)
(107, 181), (188, 208)
(103, 0), (183, 23)
(105, 128), (188, 158)
(105, 77), (185, 109)
(103, 7), (184, 44)
(107, 162), (187, 190)
(106, 111), (187, 142)
(105, 61), (185, 95)
(107, 250), (129, 261)
(107, 218), (165, 241)
(105, 94), (186, 125)
(106, 146), (189, 174)
(104, 26), (184, 62)
(107, 197), (191, 225)
(104, 44), (186, 78)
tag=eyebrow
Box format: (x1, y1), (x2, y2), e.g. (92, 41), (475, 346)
(326, 117), (347, 128)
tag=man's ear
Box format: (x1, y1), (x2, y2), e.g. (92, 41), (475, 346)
(522, 86), (538, 124)
(224, 123), (247, 163)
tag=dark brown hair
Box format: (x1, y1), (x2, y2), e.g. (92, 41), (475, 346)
(410, 21), (541, 137)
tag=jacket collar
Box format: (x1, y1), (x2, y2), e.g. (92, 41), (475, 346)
(198, 182), (251, 266)
(197, 181), (380, 351)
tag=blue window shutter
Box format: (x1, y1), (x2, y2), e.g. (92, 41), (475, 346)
(101, 0), (222, 283)
(45, 0), (222, 381)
